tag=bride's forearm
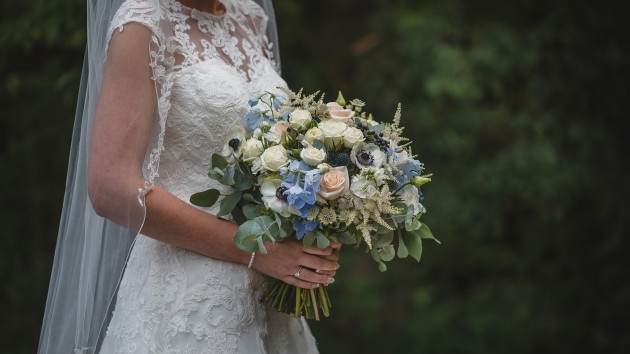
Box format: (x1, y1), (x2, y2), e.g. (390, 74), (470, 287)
(139, 184), (251, 266)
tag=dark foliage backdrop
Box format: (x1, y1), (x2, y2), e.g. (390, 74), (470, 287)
(1, 0), (628, 353)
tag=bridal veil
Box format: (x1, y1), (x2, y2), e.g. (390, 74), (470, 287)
(38, 1), (281, 353)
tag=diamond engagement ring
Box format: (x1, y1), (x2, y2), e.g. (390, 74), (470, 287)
(294, 266), (303, 278)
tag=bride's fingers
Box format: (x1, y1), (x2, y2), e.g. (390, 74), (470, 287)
(294, 268), (334, 285)
(301, 253), (339, 273)
(302, 245), (333, 256)
(282, 275), (322, 289)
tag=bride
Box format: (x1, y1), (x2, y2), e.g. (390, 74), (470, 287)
(38, 0), (339, 353)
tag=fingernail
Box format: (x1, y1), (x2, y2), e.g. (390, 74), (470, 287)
(327, 277), (335, 284)
(335, 264), (340, 270)
(315, 269), (321, 273)
(312, 283), (320, 288)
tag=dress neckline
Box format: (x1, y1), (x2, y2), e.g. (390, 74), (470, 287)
(175, 0), (228, 20)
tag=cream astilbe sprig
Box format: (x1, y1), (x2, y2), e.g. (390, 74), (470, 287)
(348, 183), (400, 249)
(277, 87), (329, 120)
(383, 103), (405, 146)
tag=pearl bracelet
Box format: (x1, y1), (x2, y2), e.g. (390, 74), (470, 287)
(247, 251), (256, 269)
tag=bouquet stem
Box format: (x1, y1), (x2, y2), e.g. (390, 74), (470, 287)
(262, 280), (332, 320)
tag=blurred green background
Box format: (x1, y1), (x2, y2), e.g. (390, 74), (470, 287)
(1, 0), (628, 353)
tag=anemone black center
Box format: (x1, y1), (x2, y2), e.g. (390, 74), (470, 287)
(357, 150), (374, 166)
(228, 138), (240, 150)
(275, 186), (289, 201)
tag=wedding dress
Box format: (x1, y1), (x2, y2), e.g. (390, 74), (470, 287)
(93, 0), (319, 352)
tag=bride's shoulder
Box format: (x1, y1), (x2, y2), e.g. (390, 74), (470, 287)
(109, 0), (163, 39)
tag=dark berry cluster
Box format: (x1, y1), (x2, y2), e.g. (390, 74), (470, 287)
(356, 122), (390, 150)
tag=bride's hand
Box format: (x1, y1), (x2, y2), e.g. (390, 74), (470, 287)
(253, 238), (341, 288)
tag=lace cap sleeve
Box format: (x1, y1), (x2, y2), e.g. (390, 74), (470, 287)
(106, 0), (163, 51)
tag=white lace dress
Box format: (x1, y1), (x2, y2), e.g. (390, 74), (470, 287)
(98, 1), (319, 353)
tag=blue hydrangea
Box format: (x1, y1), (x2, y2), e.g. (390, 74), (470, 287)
(245, 108), (269, 133)
(395, 158), (424, 187)
(281, 161), (321, 217)
(293, 217), (320, 240)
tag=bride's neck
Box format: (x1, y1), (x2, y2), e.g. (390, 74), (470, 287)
(177, 0), (226, 16)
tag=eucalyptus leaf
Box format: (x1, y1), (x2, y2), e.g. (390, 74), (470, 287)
(339, 231), (358, 245)
(370, 247), (381, 263)
(418, 223), (441, 244)
(257, 237), (268, 254)
(279, 220), (293, 239)
(316, 233), (330, 249)
(207, 167), (223, 181)
(211, 153), (228, 170)
(372, 232), (394, 248)
(234, 173), (252, 191)
(217, 191), (242, 217)
(403, 230), (423, 262)
(189, 189), (220, 207)
(242, 204), (262, 219)
(218, 165), (236, 186)
(379, 244), (396, 261)
(302, 232), (316, 248)
(369, 124), (385, 134)
(253, 215), (275, 235)
(397, 233), (409, 258)
(378, 261), (387, 272)
(233, 220), (263, 252)
(230, 204), (246, 225)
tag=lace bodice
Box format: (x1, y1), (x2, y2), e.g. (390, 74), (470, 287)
(97, 1), (319, 353)
(156, 57), (285, 202)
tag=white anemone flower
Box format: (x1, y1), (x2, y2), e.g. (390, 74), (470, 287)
(221, 125), (247, 163)
(350, 142), (386, 169)
(260, 179), (300, 217)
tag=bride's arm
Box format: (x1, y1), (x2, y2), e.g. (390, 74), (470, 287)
(88, 23), (338, 288)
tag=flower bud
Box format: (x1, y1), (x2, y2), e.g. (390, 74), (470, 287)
(260, 121), (271, 133)
(317, 163), (331, 174)
(412, 175), (431, 188)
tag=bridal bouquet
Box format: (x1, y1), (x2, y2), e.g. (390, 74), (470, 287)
(190, 88), (438, 320)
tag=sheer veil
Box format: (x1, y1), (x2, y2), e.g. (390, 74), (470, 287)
(38, 1), (281, 353)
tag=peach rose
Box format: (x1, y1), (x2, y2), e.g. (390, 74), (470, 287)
(318, 166), (350, 200)
(327, 102), (355, 123)
(272, 120), (290, 134)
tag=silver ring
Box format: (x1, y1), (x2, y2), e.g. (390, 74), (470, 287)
(294, 266), (303, 278)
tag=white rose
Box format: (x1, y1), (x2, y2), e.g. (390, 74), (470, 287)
(289, 109), (312, 131)
(259, 145), (289, 171)
(300, 147), (326, 166)
(400, 184), (425, 215)
(343, 127), (365, 148)
(241, 138), (264, 162)
(304, 127), (324, 144)
(318, 120), (347, 149)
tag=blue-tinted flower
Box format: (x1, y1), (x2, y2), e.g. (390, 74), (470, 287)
(273, 96), (285, 110)
(293, 217), (320, 240)
(395, 158), (423, 187)
(281, 163), (322, 217)
(246, 108), (270, 133)
(280, 160), (312, 185)
(248, 98), (259, 107)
